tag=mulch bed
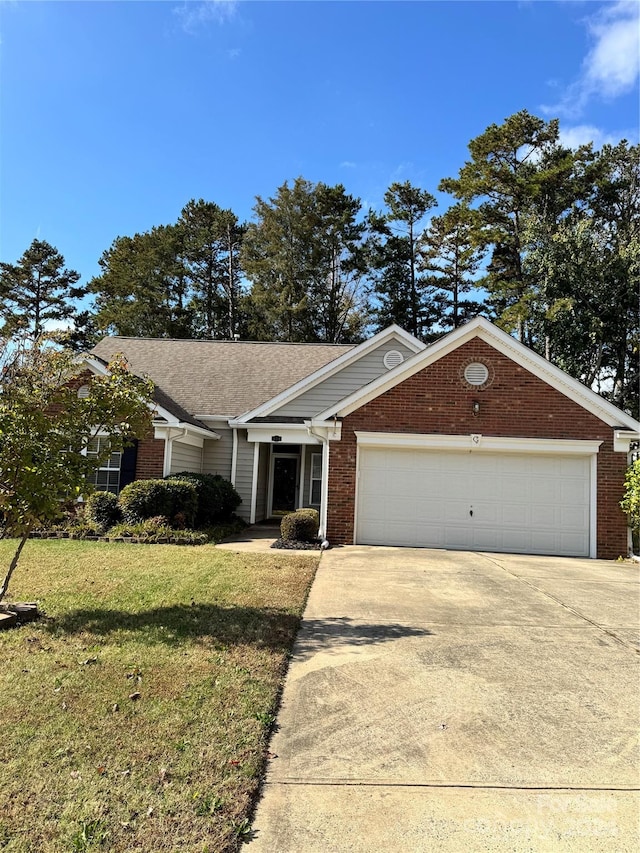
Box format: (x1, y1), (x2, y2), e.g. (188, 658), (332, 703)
(271, 538), (322, 551)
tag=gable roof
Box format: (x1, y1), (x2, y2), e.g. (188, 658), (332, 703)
(312, 317), (640, 432)
(233, 324), (425, 423)
(90, 337), (355, 419)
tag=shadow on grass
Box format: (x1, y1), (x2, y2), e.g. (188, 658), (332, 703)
(48, 607), (433, 654)
(49, 603), (301, 650)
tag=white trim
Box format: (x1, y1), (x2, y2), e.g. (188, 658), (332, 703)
(233, 326), (425, 422)
(315, 317), (640, 432)
(250, 442), (260, 524)
(245, 424), (323, 445)
(308, 451), (322, 508)
(267, 451), (300, 517)
(319, 439), (330, 539)
(299, 447), (306, 508)
(161, 427), (187, 476)
(354, 432), (603, 456)
(230, 428), (238, 486)
(589, 454), (598, 559)
(614, 429), (640, 453)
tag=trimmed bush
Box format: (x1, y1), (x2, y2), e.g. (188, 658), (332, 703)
(281, 509), (319, 543)
(296, 507), (319, 525)
(85, 491), (122, 533)
(118, 478), (197, 526)
(168, 472), (241, 525)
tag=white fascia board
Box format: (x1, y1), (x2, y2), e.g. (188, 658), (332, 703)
(614, 429), (640, 453)
(76, 355), (111, 376)
(154, 422), (219, 443)
(355, 431), (603, 455)
(245, 423), (323, 445)
(234, 326), (426, 423)
(317, 317), (640, 432)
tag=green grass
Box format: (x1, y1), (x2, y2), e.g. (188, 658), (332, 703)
(0, 539), (318, 853)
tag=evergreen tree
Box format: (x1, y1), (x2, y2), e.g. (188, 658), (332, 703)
(439, 110), (561, 343)
(421, 203), (485, 330)
(242, 177), (368, 342)
(368, 181), (436, 338)
(179, 199), (245, 339)
(0, 239), (85, 339)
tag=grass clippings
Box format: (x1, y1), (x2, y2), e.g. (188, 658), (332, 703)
(0, 539), (318, 853)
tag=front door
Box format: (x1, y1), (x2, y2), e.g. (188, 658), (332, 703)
(271, 456), (299, 513)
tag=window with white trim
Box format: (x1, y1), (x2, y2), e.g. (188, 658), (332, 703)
(86, 437), (122, 494)
(309, 452), (322, 507)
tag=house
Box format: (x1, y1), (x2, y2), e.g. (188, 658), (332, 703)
(83, 318), (639, 560)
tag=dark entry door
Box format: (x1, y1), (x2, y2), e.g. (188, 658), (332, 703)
(272, 456), (298, 513)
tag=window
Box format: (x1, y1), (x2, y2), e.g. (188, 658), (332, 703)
(86, 437), (122, 494)
(309, 452), (322, 506)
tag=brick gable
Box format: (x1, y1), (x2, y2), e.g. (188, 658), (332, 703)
(327, 339), (628, 558)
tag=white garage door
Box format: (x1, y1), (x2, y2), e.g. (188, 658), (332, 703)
(356, 447), (591, 557)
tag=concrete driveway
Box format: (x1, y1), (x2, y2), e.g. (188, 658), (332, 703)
(246, 547), (640, 852)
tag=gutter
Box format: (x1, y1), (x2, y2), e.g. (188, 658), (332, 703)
(162, 427), (187, 477)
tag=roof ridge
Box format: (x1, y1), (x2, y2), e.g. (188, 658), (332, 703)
(97, 336), (356, 347)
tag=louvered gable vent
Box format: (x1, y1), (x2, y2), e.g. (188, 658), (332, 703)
(464, 362), (489, 385)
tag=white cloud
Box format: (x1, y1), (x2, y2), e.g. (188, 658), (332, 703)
(559, 124), (623, 150)
(544, 0), (639, 117)
(227, 47), (241, 60)
(340, 161), (357, 169)
(174, 0), (238, 34)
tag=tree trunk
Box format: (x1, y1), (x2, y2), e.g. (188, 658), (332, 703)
(0, 532), (29, 603)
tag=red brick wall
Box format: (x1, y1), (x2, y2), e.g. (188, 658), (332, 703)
(327, 339), (629, 559)
(135, 438), (165, 480)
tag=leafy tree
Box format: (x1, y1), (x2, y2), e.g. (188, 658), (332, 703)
(621, 457), (640, 553)
(439, 110), (562, 343)
(421, 203), (485, 330)
(179, 199), (245, 340)
(368, 181), (436, 338)
(89, 226), (194, 338)
(242, 178), (368, 342)
(0, 239), (85, 340)
(0, 337), (154, 601)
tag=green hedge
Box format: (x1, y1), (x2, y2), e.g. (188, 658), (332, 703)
(118, 478), (198, 526)
(84, 491), (122, 533)
(281, 509), (319, 543)
(168, 472), (241, 525)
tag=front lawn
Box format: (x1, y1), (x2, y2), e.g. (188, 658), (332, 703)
(0, 540), (318, 852)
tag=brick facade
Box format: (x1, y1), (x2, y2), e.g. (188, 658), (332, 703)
(135, 438), (165, 480)
(326, 339), (629, 559)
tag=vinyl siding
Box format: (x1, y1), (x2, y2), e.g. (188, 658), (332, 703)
(234, 431), (255, 522)
(273, 340), (417, 418)
(170, 441), (202, 474)
(255, 444), (270, 521)
(202, 428), (233, 480)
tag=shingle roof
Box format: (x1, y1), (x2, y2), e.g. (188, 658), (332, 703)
(91, 337), (355, 420)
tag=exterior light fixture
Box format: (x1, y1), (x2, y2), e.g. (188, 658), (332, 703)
(472, 401), (480, 416)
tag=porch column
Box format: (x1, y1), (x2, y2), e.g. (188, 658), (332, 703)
(249, 442), (260, 524)
(319, 438), (330, 539)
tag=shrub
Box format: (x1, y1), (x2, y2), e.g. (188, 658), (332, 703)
(168, 473), (241, 525)
(85, 491), (122, 533)
(281, 509), (319, 543)
(296, 507), (319, 525)
(108, 519), (207, 545)
(118, 479), (197, 526)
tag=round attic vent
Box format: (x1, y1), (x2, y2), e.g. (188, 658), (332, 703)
(463, 362), (489, 386)
(383, 349), (404, 370)
(77, 384), (90, 399)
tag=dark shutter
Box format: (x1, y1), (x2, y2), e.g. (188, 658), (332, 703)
(119, 441), (138, 491)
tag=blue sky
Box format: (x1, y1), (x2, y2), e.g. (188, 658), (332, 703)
(1, 0), (638, 285)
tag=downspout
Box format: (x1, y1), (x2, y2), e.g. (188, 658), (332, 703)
(162, 427), (187, 477)
(307, 424), (330, 540)
(230, 427), (238, 486)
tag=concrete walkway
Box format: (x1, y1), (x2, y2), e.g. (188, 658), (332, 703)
(246, 547), (640, 852)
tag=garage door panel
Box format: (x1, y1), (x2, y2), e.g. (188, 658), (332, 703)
(356, 447), (591, 557)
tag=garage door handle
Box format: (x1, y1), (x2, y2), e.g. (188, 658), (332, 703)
(469, 508), (473, 517)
